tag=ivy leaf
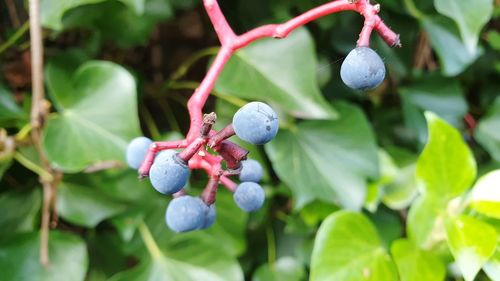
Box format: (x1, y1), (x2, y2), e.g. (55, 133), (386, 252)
(108, 225), (244, 281)
(416, 112), (476, 198)
(43, 60), (141, 172)
(484, 248), (500, 281)
(57, 182), (128, 228)
(0, 83), (25, 126)
(0, 231), (88, 281)
(265, 102), (378, 210)
(476, 97), (500, 162)
(445, 215), (497, 281)
(390, 239), (446, 281)
(470, 170), (500, 219)
(310, 211), (398, 281)
(61, 0), (172, 48)
(0, 189), (41, 238)
(252, 257), (305, 281)
(399, 75), (467, 144)
(215, 28), (337, 119)
(422, 16), (480, 76)
(41, 0), (146, 30)
(434, 0), (494, 54)
(407, 195), (447, 249)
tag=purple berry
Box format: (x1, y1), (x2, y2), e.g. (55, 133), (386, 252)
(165, 196), (205, 233)
(239, 159), (263, 183)
(233, 102), (279, 145)
(149, 151), (189, 195)
(126, 137), (152, 169)
(340, 47), (385, 90)
(234, 182), (265, 212)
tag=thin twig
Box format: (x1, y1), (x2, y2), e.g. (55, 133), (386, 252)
(29, 0), (57, 267)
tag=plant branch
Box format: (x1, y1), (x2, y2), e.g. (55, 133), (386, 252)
(137, 0), (400, 207)
(28, 0), (59, 267)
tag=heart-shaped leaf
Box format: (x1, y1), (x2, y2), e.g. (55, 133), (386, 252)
(0, 231), (88, 281)
(108, 222), (244, 281)
(416, 112), (476, 198)
(41, 0), (146, 30)
(391, 239), (446, 281)
(310, 211), (398, 281)
(434, 0), (494, 54)
(422, 16), (480, 76)
(43, 60), (141, 172)
(476, 97), (500, 162)
(0, 189), (41, 238)
(265, 102), (378, 210)
(470, 170), (500, 219)
(57, 182), (128, 228)
(445, 215), (497, 281)
(215, 28), (337, 119)
(252, 257), (305, 281)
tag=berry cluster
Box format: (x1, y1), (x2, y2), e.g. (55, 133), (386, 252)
(126, 102), (278, 232)
(125, 0), (399, 234)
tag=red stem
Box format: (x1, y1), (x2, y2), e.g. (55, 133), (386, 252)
(139, 0), (400, 198)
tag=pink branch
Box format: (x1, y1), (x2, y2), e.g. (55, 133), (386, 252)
(186, 46), (233, 141)
(139, 0), (400, 201)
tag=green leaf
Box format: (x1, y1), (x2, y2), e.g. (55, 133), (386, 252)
(422, 16), (480, 76)
(434, 0), (494, 54)
(43, 60), (141, 172)
(484, 247), (500, 281)
(381, 163), (418, 210)
(0, 189), (41, 238)
(487, 31), (500, 51)
(390, 239), (446, 281)
(310, 211), (398, 281)
(265, 102), (378, 210)
(445, 215), (497, 281)
(57, 182), (128, 227)
(470, 170), (500, 219)
(0, 231), (88, 281)
(61, 0), (172, 48)
(416, 112), (476, 197)
(407, 195), (447, 249)
(215, 28), (337, 119)
(0, 83), (25, 126)
(476, 97), (500, 162)
(109, 226), (244, 281)
(41, 0), (146, 30)
(252, 257), (305, 281)
(399, 75), (467, 144)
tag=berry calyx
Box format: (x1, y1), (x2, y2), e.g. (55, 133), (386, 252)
(232, 102), (279, 145)
(340, 47), (386, 90)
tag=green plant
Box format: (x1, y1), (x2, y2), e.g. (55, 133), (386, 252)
(0, 0), (498, 280)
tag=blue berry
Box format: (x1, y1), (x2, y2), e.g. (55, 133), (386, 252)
(239, 159), (263, 183)
(149, 152), (189, 195)
(201, 202), (216, 229)
(165, 196), (205, 233)
(233, 182), (265, 212)
(233, 102), (279, 145)
(340, 47), (385, 90)
(126, 137), (152, 169)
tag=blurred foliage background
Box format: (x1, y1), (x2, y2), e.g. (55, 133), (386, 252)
(0, 0), (499, 280)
